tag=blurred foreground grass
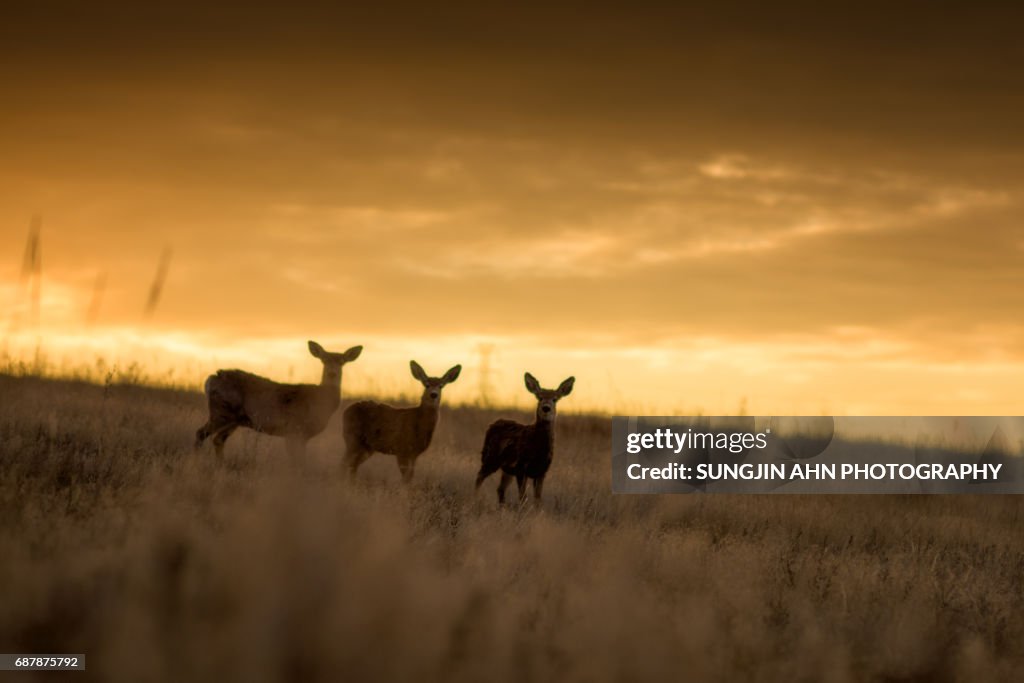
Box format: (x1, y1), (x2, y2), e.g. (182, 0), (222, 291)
(1, 374), (1023, 682)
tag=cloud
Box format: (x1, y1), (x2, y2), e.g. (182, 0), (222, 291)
(395, 230), (622, 279)
(698, 154), (792, 181)
(379, 153), (1016, 285)
(264, 204), (457, 245)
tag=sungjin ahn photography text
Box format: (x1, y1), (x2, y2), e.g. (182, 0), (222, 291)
(1, 2), (1023, 681)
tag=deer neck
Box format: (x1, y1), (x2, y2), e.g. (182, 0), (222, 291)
(418, 397), (440, 420)
(319, 368), (343, 401)
(532, 415), (555, 445)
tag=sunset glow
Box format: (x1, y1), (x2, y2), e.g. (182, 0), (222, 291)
(2, 3), (1022, 414)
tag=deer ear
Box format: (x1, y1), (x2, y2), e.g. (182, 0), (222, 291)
(410, 360), (428, 383)
(524, 372), (541, 395)
(308, 341), (325, 359)
(441, 365), (462, 385)
(557, 376), (575, 397)
(343, 345), (363, 362)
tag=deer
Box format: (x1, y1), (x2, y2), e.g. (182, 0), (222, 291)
(194, 341), (363, 458)
(342, 361), (461, 482)
(475, 372), (575, 505)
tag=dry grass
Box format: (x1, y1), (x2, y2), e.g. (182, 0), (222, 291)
(2, 374), (1024, 682)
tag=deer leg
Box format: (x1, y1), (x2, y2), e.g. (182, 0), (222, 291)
(397, 456), (415, 483)
(211, 424), (237, 456)
(516, 475), (528, 504)
(497, 472), (513, 504)
(195, 416), (232, 451)
(344, 448), (372, 479)
(475, 461), (500, 490)
(194, 421), (213, 451)
(532, 476), (545, 503)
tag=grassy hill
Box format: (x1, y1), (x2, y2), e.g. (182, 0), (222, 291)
(1, 374), (1022, 681)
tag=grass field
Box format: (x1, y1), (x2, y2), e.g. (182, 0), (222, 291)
(2, 373), (1023, 682)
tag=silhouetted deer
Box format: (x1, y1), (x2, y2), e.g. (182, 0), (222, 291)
(195, 341), (362, 458)
(342, 361), (461, 482)
(476, 372), (575, 505)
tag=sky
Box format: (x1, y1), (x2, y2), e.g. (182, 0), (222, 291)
(1, 2), (1023, 413)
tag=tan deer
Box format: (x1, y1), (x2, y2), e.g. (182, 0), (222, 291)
(475, 372), (574, 505)
(194, 341), (362, 458)
(342, 361), (461, 482)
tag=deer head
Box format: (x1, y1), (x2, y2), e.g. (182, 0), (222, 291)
(410, 360), (461, 407)
(308, 341), (363, 387)
(525, 372), (574, 422)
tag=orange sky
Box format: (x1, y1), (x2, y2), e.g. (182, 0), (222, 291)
(2, 3), (1023, 413)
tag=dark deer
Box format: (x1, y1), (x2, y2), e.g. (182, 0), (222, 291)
(476, 372), (575, 505)
(342, 361), (461, 482)
(195, 341), (362, 458)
